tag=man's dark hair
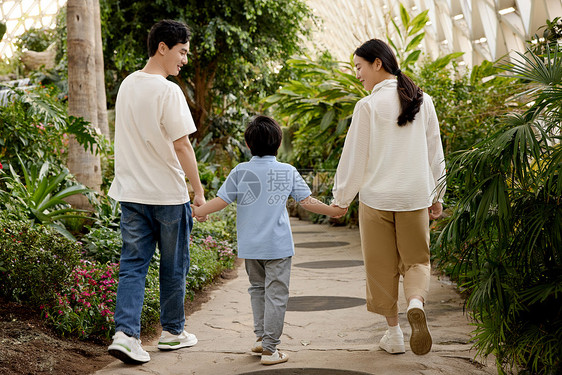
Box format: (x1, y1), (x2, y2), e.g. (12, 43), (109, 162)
(147, 20), (191, 57)
(245, 116), (283, 157)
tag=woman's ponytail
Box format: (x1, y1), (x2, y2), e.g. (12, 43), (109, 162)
(395, 70), (423, 126)
(355, 39), (423, 126)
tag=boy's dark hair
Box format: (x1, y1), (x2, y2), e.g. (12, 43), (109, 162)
(147, 20), (191, 57)
(245, 116), (283, 157)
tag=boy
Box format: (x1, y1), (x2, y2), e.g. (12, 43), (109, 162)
(107, 20), (205, 364)
(192, 115), (346, 365)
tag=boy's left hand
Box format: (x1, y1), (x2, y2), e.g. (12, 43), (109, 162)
(191, 204), (208, 222)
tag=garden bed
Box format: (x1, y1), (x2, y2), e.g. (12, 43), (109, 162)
(0, 261), (240, 375)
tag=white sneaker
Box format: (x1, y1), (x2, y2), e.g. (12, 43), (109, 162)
(251, 337), (263, 353)
(407, 300), (432, 355)
(261, 349), (289, 365)
(157, 330), (198, 350)
(379, 330), (405, 354)
(108, 331), (150, 364)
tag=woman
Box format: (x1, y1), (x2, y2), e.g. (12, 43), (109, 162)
(332, 39), (446, 355)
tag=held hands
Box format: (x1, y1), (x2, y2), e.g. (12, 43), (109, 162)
(329, 204), (348, 219)
(191, 194), (208, 222)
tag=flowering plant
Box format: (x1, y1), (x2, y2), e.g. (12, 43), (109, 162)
(43, 260), (119, 339)
(201, 235), (237, 268)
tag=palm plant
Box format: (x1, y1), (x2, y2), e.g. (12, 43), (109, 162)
(0, 156), (91, 240)
(264, 54), (367, 170)
(435, 42), (562, 374)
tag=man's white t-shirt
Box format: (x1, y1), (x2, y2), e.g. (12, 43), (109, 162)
(108, 71), (197, 205)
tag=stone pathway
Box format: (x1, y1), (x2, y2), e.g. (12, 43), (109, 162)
(95, 219), (497, 375)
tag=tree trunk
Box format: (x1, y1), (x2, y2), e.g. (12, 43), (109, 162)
(181, 45), (219, 140)
(67, 0), (101, 209)
(93, 0), (109, 138)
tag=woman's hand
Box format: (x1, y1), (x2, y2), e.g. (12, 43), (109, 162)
(428, 202), (443, 220)
(330, 204), (348, 219)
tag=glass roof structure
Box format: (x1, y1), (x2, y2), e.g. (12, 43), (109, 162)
(1, 0), (561, 65)
(0, 0), (65, 58)
(306, 0), (562, 66)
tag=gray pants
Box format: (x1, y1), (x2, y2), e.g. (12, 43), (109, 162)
(245, 257), (292, 353)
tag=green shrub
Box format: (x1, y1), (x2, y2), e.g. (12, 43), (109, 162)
(81, 226), (122, 264)
(191, 204), (237, 244)
(0, 215), (81, 307)
(187, 238), (234, 299)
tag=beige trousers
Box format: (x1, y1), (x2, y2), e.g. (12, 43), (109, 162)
(358, 202), (431, 317)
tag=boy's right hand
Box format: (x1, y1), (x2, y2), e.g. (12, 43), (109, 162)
(330, 204), (348, 219)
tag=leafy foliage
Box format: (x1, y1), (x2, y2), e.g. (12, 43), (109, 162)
(264, 53), (367, 170)
(15, 27), (55, 52)
(417, 59), (522, 158)
(0, 157), (90, 240)
(100, 0), (314, 142)
(435, 43), (562, 374)
(0, 216), (82, 307)
(0, 86), (107, 169)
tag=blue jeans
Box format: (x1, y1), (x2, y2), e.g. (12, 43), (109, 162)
(114, 202), (192, 339)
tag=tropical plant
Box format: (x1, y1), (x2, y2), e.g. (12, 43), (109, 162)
(99, 0), (314, 140)
(416, 59), (522, 157)
(0, 156), (91, 240)
(386, 3), (463, 73)
(529, 16), (562, 55)
(15, 27), (55, 52)
(435, 42), (562, 374)
(264, 53), (367, 170)
(0, 85), (104, 169)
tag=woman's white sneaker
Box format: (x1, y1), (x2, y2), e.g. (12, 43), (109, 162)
(407, 300), (432, 355)
(379, 330), (406, 354)
(158, 330), (198, 350)
(108, 331), (150, 364)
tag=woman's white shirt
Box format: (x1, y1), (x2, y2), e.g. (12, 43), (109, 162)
(332, 79), (446, 211)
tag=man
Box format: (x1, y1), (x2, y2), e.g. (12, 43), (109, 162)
(107, 19), (205, 364)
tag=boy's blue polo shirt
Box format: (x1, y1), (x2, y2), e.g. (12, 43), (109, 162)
(217, 156), (311, 260)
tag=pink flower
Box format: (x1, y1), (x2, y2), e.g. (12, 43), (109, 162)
(0, 162), (3, 170)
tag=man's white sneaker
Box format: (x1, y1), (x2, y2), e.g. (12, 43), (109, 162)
(157, 330), (198, 350)
(379, 330), (406, 354)
(407, 300), (432, 355)
(261, 349), (289, 365)
(108, 331), (150, 364)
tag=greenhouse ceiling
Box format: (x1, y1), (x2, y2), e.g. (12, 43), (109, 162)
(1, 0), (561, 66)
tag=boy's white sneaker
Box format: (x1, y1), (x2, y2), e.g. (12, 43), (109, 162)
(379, 330), (405, 354)
(261, 349), (289, 365)
(108, 331), (150, 364)
(251, 337), (263, 353)
(407, 299), (432, 355)
(157, 330), (198, 350)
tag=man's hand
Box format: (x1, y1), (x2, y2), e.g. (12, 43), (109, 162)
(428, 202), (443, 220)
(192, 194), (206, 208)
